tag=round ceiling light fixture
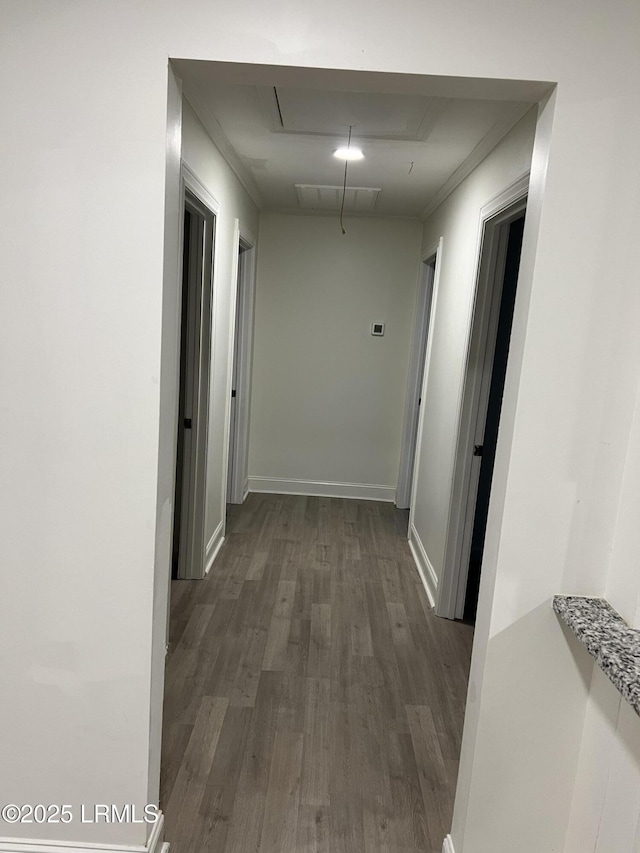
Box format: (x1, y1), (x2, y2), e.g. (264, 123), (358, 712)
(333, 146), (364, 161)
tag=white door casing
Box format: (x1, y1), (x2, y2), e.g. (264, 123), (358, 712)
(175, 163), (220, 580)
(224, 221), (257, 506)
(436, 173), (529, 619)
(397, 245), (438, 510)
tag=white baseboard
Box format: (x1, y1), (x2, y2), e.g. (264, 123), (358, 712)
(442, 835), (455, 853)
(0, 813), (165, 853)
(205, 520), (225, 574)
(248, 476), (396, 502)
(408, 523), (438, 608)
(242, 478), (249, 503)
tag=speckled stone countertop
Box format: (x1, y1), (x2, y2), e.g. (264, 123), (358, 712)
(553, 595), (640, 716)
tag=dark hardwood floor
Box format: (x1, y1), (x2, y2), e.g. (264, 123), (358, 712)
(161, 494), (474, 853)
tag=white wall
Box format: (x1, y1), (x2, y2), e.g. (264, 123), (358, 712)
(0, 7), (168, 846)
(248, 212), (421, 498)
(452, 83), (640, 852)
(180, 99), (260, 558)
(149, 62), (183, 811)
(564, 369), (640, 852)
(411, 108), (536, 585)
(1, 2), (640, 851)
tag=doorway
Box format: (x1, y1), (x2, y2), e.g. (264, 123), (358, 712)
(155, 63), (552, 852)
(226, 228), (257, 506)
(437, 176), (528, 621)
(463, 214), (525, 620)
(396, 245), (439, 513)
(171, 179), (216, 580)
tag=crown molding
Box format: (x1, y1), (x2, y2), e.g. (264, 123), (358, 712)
(181, 90), (263, 210)
(421, 103), (533, 221)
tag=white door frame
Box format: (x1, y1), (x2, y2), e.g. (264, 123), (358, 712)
(176, 163), (220, 580)
(397, 243), (439, 510)
(436, 172), (529, 619)
(224, 220), (257, 506)
(408, 238), (444, 538)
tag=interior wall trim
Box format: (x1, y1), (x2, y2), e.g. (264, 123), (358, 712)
(408, 522), (438, 607)
(442, 834), (456, 853)
(248, 477), (396, 503)
(204, 520), (225, 574)
(0, 813), (165, 853)
(181, 162), (221, 216)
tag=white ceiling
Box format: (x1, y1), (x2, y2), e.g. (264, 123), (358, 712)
(173, 61), (544, 220)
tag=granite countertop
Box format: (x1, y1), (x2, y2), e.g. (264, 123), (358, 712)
(553, 595), (640, 716)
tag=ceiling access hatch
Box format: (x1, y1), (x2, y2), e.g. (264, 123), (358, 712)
(294, 184), (381, 212)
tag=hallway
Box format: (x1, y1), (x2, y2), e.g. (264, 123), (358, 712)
(160, 494), (474, 852)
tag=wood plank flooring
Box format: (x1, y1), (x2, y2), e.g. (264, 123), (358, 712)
(161, 494), (474, 853)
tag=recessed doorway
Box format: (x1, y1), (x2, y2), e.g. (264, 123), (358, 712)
(397, 245), (439, 513)
(226, 228), (257, 506)
(172, 175), (217, 580)
(437, 177), (528, 621)
(464, 213), (525, 621)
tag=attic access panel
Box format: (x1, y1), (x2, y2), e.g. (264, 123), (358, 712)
(294, 184), (381, 212)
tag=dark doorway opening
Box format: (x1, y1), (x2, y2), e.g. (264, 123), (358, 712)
(171, 188), (215, 580)
(464, 214), (525, 621)
(171, 206), (192, 579)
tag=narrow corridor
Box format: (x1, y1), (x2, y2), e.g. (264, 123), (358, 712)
(161, 494), (473, 852)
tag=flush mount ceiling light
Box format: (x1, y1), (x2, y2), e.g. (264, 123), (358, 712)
(334, 146), (364, 161)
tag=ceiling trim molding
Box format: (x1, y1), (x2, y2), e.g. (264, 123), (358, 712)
(182, 91), (264, 210)
(420, 103), (534, 221)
